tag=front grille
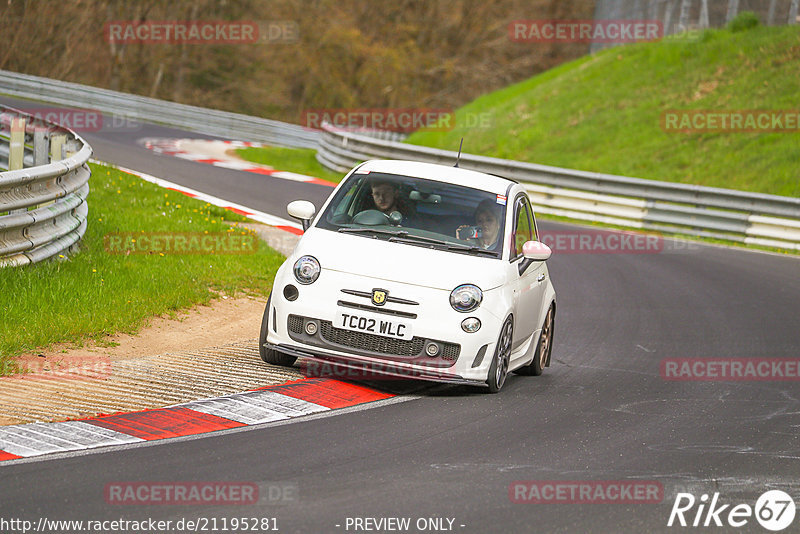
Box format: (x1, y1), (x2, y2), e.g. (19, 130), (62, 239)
(441, 344), (460, 361)
(320, 320), (425, 356)
(337, 300), (417, 319)
(288, 314), (460, 361)
(288, 315), (303, 334)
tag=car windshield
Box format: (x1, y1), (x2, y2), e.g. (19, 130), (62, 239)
(316, 171), (508, 258)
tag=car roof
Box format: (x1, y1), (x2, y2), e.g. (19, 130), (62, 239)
(354, 160), (517, 195)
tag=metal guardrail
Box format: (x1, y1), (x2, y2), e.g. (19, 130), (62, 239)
(0, 70), (320, 149)
(0, 105), (92, 267)
(3, 69), (796, 251)
(317, 124), (800, 250)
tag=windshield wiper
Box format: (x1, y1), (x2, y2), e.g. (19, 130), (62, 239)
(444, 243), (499, 256)
(387, 234), (450, 246)
(387, 235), (499, 257)
(338, 227), (408, 237)
(340, 229), (498, 256)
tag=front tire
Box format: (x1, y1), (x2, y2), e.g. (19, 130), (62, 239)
(515, 304), (554, 376)
(259, 293), (297, 367)
(486, 316), (513, 393)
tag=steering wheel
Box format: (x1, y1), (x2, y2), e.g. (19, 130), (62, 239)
(329, 213), (353, 224)
(352, 209), (392, 226)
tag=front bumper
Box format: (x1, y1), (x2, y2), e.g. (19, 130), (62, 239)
(266, 266), (507, 384)
(266, 342), (487, 386)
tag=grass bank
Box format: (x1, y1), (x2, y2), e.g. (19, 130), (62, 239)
(0, 162), (284, 372)
(407, 23), (800, 198)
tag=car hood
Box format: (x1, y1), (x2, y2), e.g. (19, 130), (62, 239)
(294, 228), (506, 291)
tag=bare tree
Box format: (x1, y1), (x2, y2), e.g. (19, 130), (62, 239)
(726, 0), (740, 23)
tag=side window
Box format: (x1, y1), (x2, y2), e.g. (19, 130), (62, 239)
(328, 180), (355, 218)
(346, 179), (371, 217)
(524, 195), (537, 241)
(513, 198), (532, 258)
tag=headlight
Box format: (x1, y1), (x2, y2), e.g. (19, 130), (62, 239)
(293, 255), (320, 285)
(450, 284), (482, 313)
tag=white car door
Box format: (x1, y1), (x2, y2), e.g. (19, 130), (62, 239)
(510, 194), (546, 356)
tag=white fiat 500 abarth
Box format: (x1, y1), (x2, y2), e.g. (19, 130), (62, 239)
(259, 160), (556, 393)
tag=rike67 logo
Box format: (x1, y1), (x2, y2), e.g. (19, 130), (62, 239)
(668, 490), (796, 531)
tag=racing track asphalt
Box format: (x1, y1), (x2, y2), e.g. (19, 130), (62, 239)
(1, 95), (799, 533)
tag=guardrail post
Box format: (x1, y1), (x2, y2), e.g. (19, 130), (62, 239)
(50, 134), (66, 162)
(65, 139), (80, 158)
(9, 117), (25, 170)
(33, 127), (57, 209)
(7, 117), (27, 214)
(33, 127), (48, 166)
(48, 134), (69, 205)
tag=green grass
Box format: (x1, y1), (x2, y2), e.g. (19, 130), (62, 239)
(407, 24), (800, 198)
(236, 146), (345, 183)
(0, 162), (284, 373)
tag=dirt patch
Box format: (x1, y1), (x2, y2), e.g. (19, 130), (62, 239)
(0, 296), (307, 426)
(15, 296), (266, 365)
(0, 225), (303, 426)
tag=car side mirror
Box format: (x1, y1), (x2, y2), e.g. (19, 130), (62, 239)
(287, 200), (316, 231)
(522, 240), (552, 261)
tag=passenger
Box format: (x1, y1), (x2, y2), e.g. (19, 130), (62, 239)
(457, 198), (502, 250)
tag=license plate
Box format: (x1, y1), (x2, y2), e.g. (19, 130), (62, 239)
(336, 312), (412, 340)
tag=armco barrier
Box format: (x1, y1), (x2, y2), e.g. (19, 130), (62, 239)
(316, 124), (800, 250)
(0, 105), (92, 266)
(3, 69), (797, 251)
(0, 69), (319, 149)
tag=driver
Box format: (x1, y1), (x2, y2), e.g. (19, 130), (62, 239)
(360, 179), (417, 226)
(370, 180), (402, 215)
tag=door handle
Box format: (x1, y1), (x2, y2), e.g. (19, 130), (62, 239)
(537, 273), (545, 282)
